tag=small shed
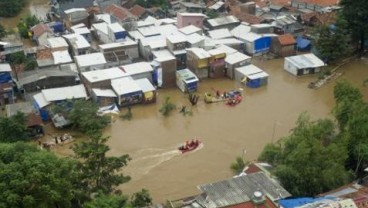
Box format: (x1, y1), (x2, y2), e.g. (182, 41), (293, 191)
(241, 32), (274, 55)
(284, 53), (325, 76)
(208, 49), (226, 78)
(136, 78), (156, 104)
(111, 77), (143, 107)
(186, 48), (211, 79)
(151, 50), (177, 88)
(271, 34), (296, 57)
(176, 69), (199, 93)
(235, 64), (269, 88)
(91, 88), (117, 107)
(225, 52), (252, 79)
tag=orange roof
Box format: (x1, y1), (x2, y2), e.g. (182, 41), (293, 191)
(104, 4), (134, 21)
(230, 7), (264, 24)
(31, 23), (51, 37)
(26, 113), (43, 127)
(278, 34), (296, 45)
(36, 48), (53, 60)
(129, 4), (146, 18)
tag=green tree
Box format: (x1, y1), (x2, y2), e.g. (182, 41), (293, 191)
(313, 19), (350, 63)
(8, 51), (27, 65)
(159, 96), (176, 117)
(0, 112), (28, 143)
(130, 189), (153, 208)
(340, 0), (368, 55)
(0, 24), (6, 39)
(72, 132), (131, 196)
(0, 142), (81, 207)
(230, 156), (248, 175)
(25, 15), (39, 28)
(0, 0), (26, 17)
(83, 192), (129, 208)
(67, 100), (110, 134)
(258, 113), (350, 196)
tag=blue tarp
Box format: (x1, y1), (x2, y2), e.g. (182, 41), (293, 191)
(254, 37), (272, 53)
(0, 72), (11, 83)
(115, 31), (127, 40)
(296, 36), (311, 50)
(52, 22), (64, 33)
(246, 78), (261, 88)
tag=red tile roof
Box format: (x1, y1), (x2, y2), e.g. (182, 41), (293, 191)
(129, 4), (146, 17)
(0, 82), (13, 94)
(230, 7), (264, 24)
(31, 23), (51, 38)
(244, 163), (263, 174)
(278, 34), (296, 45)
(104, 4), (134, 21)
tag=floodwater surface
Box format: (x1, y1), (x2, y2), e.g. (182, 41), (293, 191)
(0, 0), (50, 29)
(50, 58), (368, 203)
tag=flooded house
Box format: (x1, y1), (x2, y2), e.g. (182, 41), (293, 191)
(5, 102), (44, 137)
(235, 64), (269, 88)
(91, 88), (117, 107)
(272, 15), (304, 36)
(186, 48), (211, 79)
(63, 33), (91, 56)
(237, 32), (275, 55)
(119, 62), (154, 82)
(270, 34), (297, 57)
(167, 34), (187, 70)
(111, 76), (143, 107)
(151, 49), (177, 88)
(208, 48), (226, 78)
(225, 51), (252, 79)
(135, 78), (156, 104)
(16, 68), (79, 94)
(284, 53), (325, 76)
(80, 67), (127, 94)
(75, 53), (107, 72)
(33, 84), (88, 121)
(176, 68), (199, 93)
(31, 23), (53, 46)
(170, 172), (291, 208)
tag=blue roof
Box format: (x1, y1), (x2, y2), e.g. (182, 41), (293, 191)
(296, 36), (311, 50)
(280, 197), (338, 208)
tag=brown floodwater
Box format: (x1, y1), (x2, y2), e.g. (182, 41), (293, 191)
(0, 0), (50, 29)
(45, 58), (368, 203)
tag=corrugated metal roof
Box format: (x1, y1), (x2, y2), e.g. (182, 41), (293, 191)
(285, 53), (325, 69)
(47, 37), (68, 48)
(216, 44), (238, 55)
(135, 78), (155, 92)
(187, 48), (211, 59)
(111, 76), (141, 95)
(186, 33), (205, 44)
(198, 172), (291, 207)
(92, 88), (117, 97)
(108, 22), (126, 32)
(75, 53), (107, 68)
(82, 67), (127, 83)
(167, 34), (187, 44)
(208, 28), (233, 40)
(179, 25), (202, 35)
(33, 93), (50, 108)
(225, 52), (251, 65)
(152, 49), (175, 62)
(63, 33), (90, 49)
(207, 15), (239, 27)
(41, 84), (87, 102)
(121, 62), (154, 75)
(53, 50), (72, 64)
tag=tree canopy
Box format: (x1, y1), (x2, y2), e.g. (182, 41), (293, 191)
(340, 0), (368, 55)
(0, 112), (28, 143)
(0, 24), (6, 39)
(259, 113), (350, 196)
(0, 142), (80, 207)
(0, 0), (26, 17)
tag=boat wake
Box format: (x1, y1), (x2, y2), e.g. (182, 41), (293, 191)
(127, 147), (181, 177)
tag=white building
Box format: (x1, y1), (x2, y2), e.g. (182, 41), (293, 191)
(284, 53), (325, 76)
(75, 53), (107, 72)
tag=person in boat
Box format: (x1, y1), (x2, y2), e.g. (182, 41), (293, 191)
(216, 90), (220, 98)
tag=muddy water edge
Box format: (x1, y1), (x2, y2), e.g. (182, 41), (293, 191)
(0, 0), (49, 29)
(46, 58), (368, 203)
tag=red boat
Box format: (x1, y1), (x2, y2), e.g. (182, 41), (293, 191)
(226, 94), (242, 106)
(178, 139), (201, 153)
